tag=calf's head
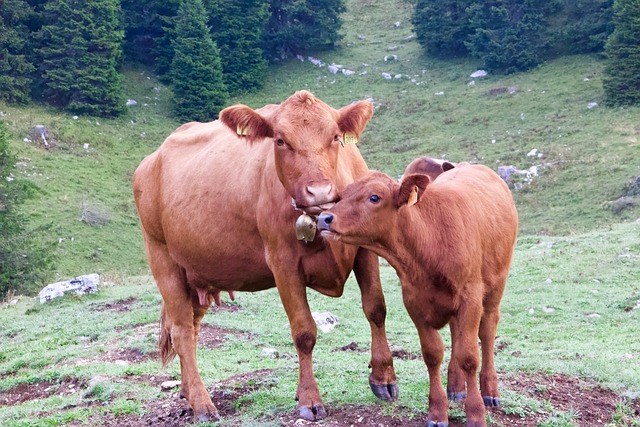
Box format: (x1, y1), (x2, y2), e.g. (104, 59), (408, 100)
(220, 91), (374, 214)
(318, 172), (431, 246)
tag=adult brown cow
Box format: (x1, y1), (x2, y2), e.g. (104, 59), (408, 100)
(133, 91), (398, 422)
(318, 163), (518, 427)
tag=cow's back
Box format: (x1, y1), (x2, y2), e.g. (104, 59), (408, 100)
(133, 120), (278, 290)
(425, 164), (518, 279)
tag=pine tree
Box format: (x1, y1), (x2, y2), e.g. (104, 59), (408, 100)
(0, 0), (36, 104)
(35, 0), (125, 117)
(170, 0), (228, 122)
(0, 121), (54, 296)
(603, 0), (640, 105)
(465, 0), (554, 74)
(412, 0), (474, 58)
(205, 0), (269, 95)
(264, 0), (346, 61)
(120, 0), (180, 66)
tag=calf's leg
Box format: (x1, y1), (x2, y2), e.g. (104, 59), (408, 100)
(446, 318), (467, 401)
(146, 237), (219, 421)
(452, 296), (486, 427)
(353, 248), (398, 401)
(478, 277), (506, 407)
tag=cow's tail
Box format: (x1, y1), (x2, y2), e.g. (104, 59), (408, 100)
(159, 303), (177, 367)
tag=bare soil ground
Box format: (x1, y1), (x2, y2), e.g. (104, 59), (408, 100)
(2, 319), (638, 426)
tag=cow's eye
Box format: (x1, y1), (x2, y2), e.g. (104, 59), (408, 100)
(369, 195), (380, 203)
(276, 138), (285, 146)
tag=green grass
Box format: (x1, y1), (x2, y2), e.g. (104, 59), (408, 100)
(0, 0), (639, 424)
(0, 222), (638, 426)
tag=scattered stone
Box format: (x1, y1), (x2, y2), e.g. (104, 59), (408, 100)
(528, 308), (535, 315)
(126, 99), (137, 106)
(357, 34), (366, 40)
(388, 45), (398, 51)
(308, 56), (324, 67)
(312, 311), (339, 333)
(542, 307), (556, 313)
(39, 273), (100, 303)
(382, 73), (392, 80)
(261, 348), (279, 358)
(394, 74), (402, 79)
(468, 80), (476, 86)
(587, 102), (599, 109)
(394, 21), (401, 28)
(342, 69), (355, 76)
(384, 55), (398, 62)
(160, 380), (181, 391)
(328, 64), (341, 74)
(527, 149), (539, 157)
(470, 70), (488, 78)
(544, 278), (553, 284)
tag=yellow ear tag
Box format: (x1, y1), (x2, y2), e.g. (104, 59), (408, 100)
(343, 132), (358, 145)
(236, 125), (249, 136)
(407, 185), (419, 207)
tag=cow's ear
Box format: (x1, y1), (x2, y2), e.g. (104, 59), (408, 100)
(442, 161), (456, 171)
(395, 174), (430, 207)
(219, 104), (274, 142)
(337, 100), (374, 139)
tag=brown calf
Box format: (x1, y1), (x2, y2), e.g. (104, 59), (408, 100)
(318, 163), (518, 427)
(133, 91), (398, 422)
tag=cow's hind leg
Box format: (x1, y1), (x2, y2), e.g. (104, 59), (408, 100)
(147, 236), (219, 422)
(354, 248), (398, 401)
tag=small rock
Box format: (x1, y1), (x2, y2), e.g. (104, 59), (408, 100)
(435, 91), (444, 96)
(542, 307), (556, 313)
(382, 73), (392, 80)
(587, 102), (599, 109)
(470, 70), (488, 78)
(528, 308), (535, 315)
(161, 380), (181, 391)
(468, 80), (476, 86)
(312, 312), (339, 333)
(126, 99), (137, 106)
(261, 348), (279, 358)
(394, 21), (401, 28)
(544, 278), (553, 284)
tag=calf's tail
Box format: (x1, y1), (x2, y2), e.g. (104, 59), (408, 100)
(159, 303), (177, 367)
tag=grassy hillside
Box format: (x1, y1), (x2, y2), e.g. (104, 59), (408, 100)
(0, 0), (638, 281)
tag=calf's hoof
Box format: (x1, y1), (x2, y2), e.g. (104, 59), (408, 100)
(298, 404), (327, 421)
(427, 421), (448, 427)
(447, 391), (466, 402)
(369, 380), (399, 401)
(194, 406), (220, 422)
(482, 396), (501, 407)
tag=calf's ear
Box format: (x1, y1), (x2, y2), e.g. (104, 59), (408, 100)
(337, 100), (374, 140)
(442, 161), (456, 171)
(395, 174), (430, 207)
(219, 105), (274, 143)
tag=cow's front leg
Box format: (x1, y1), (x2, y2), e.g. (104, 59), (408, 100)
(353, 248), (398, 401)
(271, 263), (326, 421)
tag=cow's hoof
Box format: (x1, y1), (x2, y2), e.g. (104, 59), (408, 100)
(447, 391), (466, 402)
(483, 396), (501, 407)
(427, 421), (449, 427)
(298, 404), (327, 421)
(369, 380), (399, 401)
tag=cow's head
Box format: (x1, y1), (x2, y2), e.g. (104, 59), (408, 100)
(219, 91), (373, 214)
(317, 172), (430, 246)
(402, 156), (455, 182)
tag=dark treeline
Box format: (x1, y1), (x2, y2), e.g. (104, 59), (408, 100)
(0, 0), (345, 118)
(1, 0), (638, 118)
(412, 0), (639, 105)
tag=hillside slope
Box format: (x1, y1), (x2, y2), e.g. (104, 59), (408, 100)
(0, 0), (638, 281)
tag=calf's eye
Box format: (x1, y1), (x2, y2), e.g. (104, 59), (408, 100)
(276, 139), (285, 146)
(369, 195), (380, 203)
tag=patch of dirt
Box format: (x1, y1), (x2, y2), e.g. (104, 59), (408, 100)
(332, 341), (367, 352)
(0, 377), (84, 406)
(501, 371), (640, 426)
(92, 297), (138, 312)
(209, 301), (243, 313)
(197, 323), (253, 349)
(391, 349), (421, 360)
